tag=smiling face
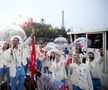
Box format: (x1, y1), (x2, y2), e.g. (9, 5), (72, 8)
(12, 37), (19, 46)
(55, 54), (60, 62)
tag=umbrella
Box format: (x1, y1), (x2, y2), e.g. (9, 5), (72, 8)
(49, 48), (60, 53)
(44, 42), (59, 51)
(0, 24), (27, 42)
(47, 42), (56, 46)
(54, 37), (68, 44)
(74, 37), (91, 45)
(54, 37), (68, 50)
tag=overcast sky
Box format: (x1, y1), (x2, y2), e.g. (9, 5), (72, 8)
(0, 0), (108, 30)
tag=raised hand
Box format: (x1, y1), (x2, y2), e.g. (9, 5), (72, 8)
(30, 23), (36, 38)
(99, 48), (104, 57)
(31, 25), (36, 35)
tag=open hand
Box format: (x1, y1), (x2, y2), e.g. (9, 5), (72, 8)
(99, 48), (104, 56)
(30, 23), (36, 35)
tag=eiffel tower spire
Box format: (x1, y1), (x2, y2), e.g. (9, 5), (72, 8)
(61, 10), (65, 30)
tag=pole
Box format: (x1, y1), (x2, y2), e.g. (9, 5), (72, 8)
(103, 32), (107, 72)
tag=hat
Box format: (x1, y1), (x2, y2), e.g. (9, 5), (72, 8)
(55, 51), (61, 56)
(11, 35), (23, 44)
(73, 54), (80, 58)
(50, 48), (61, 55)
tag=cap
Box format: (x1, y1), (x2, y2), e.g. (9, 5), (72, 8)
(11, 35), (23, 44)
(73, 54), (80, 58)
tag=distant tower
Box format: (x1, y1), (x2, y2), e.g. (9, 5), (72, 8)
(61, 10), (65, 30)
(41, 18), (45, 24)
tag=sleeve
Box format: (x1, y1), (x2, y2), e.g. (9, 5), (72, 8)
(23, 37), (32, 46)
(86, 65), (93, 90)
(97, 56), (104, 65)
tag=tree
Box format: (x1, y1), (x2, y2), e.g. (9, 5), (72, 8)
(21, 21), (69, 42)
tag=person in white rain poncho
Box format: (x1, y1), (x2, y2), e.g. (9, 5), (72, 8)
(69, 54), (93, 90)
(86, 48), (104, 90)
(0, 42), (10, 85)
(43, 50), (56, 73)
(9, 26), (35, 90)
(49, 50), (67, 86)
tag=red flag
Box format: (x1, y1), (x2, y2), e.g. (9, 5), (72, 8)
(30, 37), (36, 80)
(23, 21), (28, 30)
(44, 55), (49, 61)
(64, 85), (69, 90)
(65, 59), (72, 67)
(40, 48), (45, 54)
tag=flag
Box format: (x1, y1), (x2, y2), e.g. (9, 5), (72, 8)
(40, 48), (45, 54)
(30, 37), (36, 80)
(23, 21), (28, 30)
(44, 55), (49, 61)
(65, 59), (72, 67)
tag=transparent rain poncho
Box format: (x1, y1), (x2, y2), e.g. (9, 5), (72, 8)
(0, 24), (27, 43)
(54, 37), (68, 50)
(54, 37), (68, 44)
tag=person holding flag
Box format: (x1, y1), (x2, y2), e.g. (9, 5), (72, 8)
(9, 24), (35, 90)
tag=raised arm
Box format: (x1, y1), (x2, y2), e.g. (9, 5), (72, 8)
(23, 24), (36, 46)
(29, 24), (36, 38)
(98, 48), (104, 64)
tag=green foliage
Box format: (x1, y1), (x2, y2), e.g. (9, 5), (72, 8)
(22, 22), (69, 41)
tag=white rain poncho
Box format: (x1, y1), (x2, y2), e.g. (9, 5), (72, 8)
(54, 37), (68, 50)
(0, 24), (27, 42)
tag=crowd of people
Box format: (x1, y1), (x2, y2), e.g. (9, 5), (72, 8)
(0, 26), (104, 90)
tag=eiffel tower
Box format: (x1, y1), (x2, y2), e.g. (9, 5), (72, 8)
(61, 10), (65, 30)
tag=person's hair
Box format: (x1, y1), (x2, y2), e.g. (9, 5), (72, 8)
(14, 37), (19, 41)
(56, 54), (60, 57)
(3, 43), (10, 49)
(82, 58), (86, 63)
(88, 52), (94, 56)
(76, 48), (83, 54)
(50, 56), (55, 61)
(88, 52), (94, 60)
(50, 52), (55, 61)
(80, 48), (84, 54)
